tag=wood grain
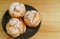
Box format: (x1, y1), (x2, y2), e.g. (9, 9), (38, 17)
(0, 0), (60, 39)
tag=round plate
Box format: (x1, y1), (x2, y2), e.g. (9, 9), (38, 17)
(2, 4), (41, 39)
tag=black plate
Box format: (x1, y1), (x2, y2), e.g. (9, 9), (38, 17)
(2, 4), (41, 39)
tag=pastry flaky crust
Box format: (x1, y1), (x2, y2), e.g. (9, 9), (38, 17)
(6, 18), (26, 37)
(9, 2), (26, 18)
(24, 10), (41, 27)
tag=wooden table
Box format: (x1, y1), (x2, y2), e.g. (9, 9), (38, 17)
(0, 0), (60, 39)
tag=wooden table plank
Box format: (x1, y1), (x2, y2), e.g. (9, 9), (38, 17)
(30, 32), (60, 39)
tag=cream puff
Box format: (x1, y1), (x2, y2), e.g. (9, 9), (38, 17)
(6, 18), (26, 37)
(9, 2), (26, 18)
(24, 10), (41, 27)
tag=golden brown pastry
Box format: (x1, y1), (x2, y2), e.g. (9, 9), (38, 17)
(9, 2), (26, 18)
(6, 18), (26, 37)
(24, 10), (41, 27)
